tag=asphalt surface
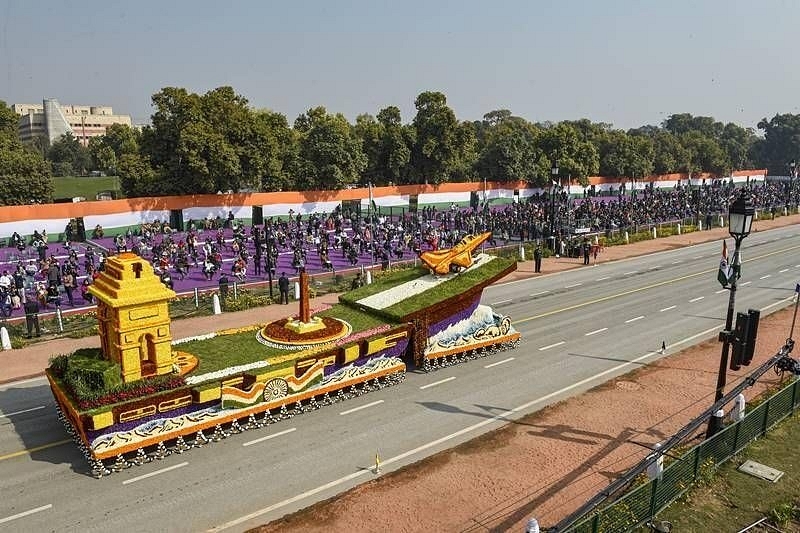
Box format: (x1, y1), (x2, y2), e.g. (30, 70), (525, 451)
(1, 224), (800, 532)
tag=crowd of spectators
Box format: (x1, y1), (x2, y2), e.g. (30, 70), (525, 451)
(0, 179), (795, 316)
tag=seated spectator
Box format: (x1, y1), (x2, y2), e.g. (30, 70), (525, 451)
(92, 224), (105, 239)
(81, 278), (93, 303)
(46, 283), (61, 308)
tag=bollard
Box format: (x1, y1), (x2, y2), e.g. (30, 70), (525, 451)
(677, 223), (681, 235)
(294, 281), (300, 300)
(707, 408), (725, 437)
(0, 327), (11, 350)
(519, 245), (525, 261)
(719, 215), (724, 227)
(212, 294), (222, 315)
(646, 442), (664, 480)
(233, 281), (238, 300)
(785, 207), (789, 216)
(525, 518), (540, 533)
(56, 308), (64, 333)
(194, 287), (199, 308)
(652, 227), (657, 239)
(730, 393), (746, 422)
(624, 231), (629, 244)
(366, 270), (373, 285)
(593, 235), (598, 245)
(754, 210), (759, 220)
(698, 220), (703, 231)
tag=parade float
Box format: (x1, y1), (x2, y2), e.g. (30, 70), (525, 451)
(46, 235), (520, 477)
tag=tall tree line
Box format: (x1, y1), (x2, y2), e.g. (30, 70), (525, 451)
(3, 90), (800, 203)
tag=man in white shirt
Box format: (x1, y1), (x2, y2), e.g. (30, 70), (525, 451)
(0, 270), (12, 291)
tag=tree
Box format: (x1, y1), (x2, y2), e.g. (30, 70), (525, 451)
(294, 106), (366, 190)
(410, 91), (476, 184)
(48, 132), (91, 176)
(476, 117), (541, 183)
(754, 114), (800, 175)
(598, 130), (654, 178)
(376, 106), (412, 185)
(651, 131), (692, 174)
(0, 100), (53, 205)
(118, 153), (159, 198)
(680, 131), (731, 174)
(537, 122), (600, 185)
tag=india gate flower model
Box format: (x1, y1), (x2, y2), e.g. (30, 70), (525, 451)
(46, 239), (521, 477)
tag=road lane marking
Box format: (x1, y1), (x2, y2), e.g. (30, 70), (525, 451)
(693, 255), (703, 259)
(420, 377), (456, 390)
(585, 328), (608, 336)
(759, 275), (771, 279)
(242, 428), (297, 447)
(671, 261), (682, 264)
(623, 271), (638, 275)
(0, 376), (47, 390)
(530, 290), (550, 297)
(339, 400), (384, 416)
(492, 299), (512, 305)
(741, 281), (752, 286)
(595, 277), (609, 281)
(689, 297), (705, 303)
(625, 316), (645, 323)
(122, 462), (188, 485)
(0, 504), (52, 525)
(795, 264), (800, 268)
(780, 269), (789, 273)
(539, 341), (565, 351)
(0, 439), (72, 462)
(484, 357), (514, 369)
(565, 283), (582, 288)
(513, 243), (800, 326)
(0, 405), (46, 418)
(659, 306), (676, 312)
(210, 320), (747, 532)
(715, 289), (727, 294)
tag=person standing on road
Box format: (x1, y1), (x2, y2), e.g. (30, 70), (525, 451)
(278, 272), (290, 304)
(533, 244), (543, 273)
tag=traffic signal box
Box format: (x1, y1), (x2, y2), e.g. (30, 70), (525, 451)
(730, 309), (761, 370)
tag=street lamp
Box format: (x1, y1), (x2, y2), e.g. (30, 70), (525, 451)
(550, 158), (559, 251)
(708, 190), (754, 436)
(789, 159), (797, 208)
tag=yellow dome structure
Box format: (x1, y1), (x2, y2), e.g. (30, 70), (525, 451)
(88, 253), (176, 383)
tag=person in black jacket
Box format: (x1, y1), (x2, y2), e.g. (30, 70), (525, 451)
(278, 272), (290, 304)
(24, 299), (41, 338)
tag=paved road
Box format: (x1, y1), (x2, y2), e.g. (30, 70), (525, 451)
(1, 226), (799, 532)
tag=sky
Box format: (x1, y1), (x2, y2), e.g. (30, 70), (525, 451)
(2, 0), (800, 131)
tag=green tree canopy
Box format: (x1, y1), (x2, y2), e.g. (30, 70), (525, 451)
(0, 101), (53, 205)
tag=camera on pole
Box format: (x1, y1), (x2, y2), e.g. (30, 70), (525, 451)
(729, 308), (760, 370)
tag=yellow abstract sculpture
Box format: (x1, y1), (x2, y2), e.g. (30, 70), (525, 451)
(88, 253), (176, 383)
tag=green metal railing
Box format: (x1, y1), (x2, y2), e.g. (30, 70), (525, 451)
(564, 378), (800, 533)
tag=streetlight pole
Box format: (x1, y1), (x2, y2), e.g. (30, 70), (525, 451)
(708, 191), (754, 436)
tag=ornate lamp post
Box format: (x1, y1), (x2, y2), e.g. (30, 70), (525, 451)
(708, 190), (754, 435)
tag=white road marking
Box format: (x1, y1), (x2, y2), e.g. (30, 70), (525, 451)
(242, 428), (297, 447)
(689, 297), (705, 303)
(623, 271), (638, 275)
(420, 377), (456, 390)
(595, 277), (609, 281)
(0, 406), (46, 419)
(122, 462), (188, 485)
(530, 290), (550, 297)
(339, 400), (384, 416)
(659, 306), (676, 312)
(795, 264), (800, 268)
(484, 357), (515, 369)
(0, 376), (47, 391)
(0, 504), (52, 525)
(780, 269), (789, 273)
(671, 261), (682, 264)
(492, 299), (512, 306)
(565, 283), (582, 288)
(209, 322), (741, 533)
(715, 289), (727, 294)
(759, 275), (771, 279)
(693, 255), (703, 259)
(625, 316), (645, 323)
(585, 328), (608, 336)
(741, 281), (752, 286)
(539, 341), (565, 351)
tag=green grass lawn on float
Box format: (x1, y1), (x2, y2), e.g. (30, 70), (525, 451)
(179, 303), (394, 377)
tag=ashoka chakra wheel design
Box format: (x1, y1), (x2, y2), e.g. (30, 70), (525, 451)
(264, 378), (289, 401)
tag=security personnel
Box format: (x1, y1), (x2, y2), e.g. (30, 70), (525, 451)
(533, 244), (543, 273)
(24, 298), (41, 338)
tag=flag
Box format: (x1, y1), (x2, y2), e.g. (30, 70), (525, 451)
(717, 240), (730, 287)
